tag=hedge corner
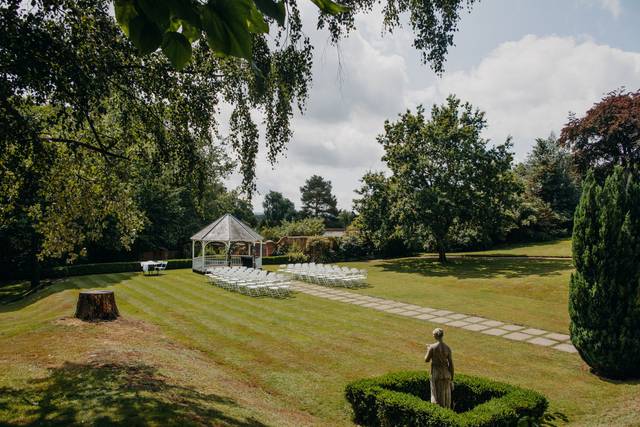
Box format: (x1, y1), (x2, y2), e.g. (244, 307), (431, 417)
(345, 371), (548, 426)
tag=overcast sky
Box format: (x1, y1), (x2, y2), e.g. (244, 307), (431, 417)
(225, 0), (640, 212)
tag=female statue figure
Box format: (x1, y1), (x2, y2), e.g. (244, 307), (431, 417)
(424, 327), (454, 408)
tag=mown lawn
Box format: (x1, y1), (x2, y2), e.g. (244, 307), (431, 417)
(1, 264), (638, 426)
(456, 238), (572, 258)
(331, 256), (574, 333)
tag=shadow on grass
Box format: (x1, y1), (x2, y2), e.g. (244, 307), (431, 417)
(0, 273), (136, 313)
(378, 257), (573, 280)
(468, 238), (570, 253)
(0, 361), (266, 427)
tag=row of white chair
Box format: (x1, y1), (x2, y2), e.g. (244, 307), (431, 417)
(278, 263), (367, 288)
(206, 267), (292, 297)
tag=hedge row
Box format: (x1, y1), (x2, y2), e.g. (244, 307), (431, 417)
(261, 253), (308, 265)
(345, 371), (548, 427)
(43, 256), (303, 278)
(45, 259), (193, 278)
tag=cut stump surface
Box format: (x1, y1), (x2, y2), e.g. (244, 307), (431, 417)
(75, 290), (119, 321)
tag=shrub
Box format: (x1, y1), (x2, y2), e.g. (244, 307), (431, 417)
(261, 255), (290, 265)
(260, 217), (325, 241)
(569, 167), (640, 378)
(304, 236), (338, 263)
(345, 371), (547, 427)
(284, 251), (308, 263)
(337, 227), (374, 260)
(45, 259), (192, 278)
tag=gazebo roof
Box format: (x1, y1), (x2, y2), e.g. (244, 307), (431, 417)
(191, 214), (263, 242)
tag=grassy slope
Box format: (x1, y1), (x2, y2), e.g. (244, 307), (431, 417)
(332, 257), (574, 333)
(1, 267), (639, 426)
(456, 238), (572, 257)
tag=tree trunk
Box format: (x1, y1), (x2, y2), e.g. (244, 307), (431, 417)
(30, 235), (41, 289)
(30, 258), (41, 289)
(75, 290), (119, 321)
(438, 249), (447, 264)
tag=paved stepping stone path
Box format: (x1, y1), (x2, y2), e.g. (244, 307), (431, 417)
(290, 282), (578, 354)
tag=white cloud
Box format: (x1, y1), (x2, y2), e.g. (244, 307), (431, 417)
(228, 28), (640, 212)
(407, 35), (640, 158)
(588, 0), (622, 18)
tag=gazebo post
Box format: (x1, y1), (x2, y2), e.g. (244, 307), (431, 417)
(191, 240), (195, 271)
(202, 241), (206, 273)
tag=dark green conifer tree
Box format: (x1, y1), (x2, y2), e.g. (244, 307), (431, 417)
(569, 167), (640, 378)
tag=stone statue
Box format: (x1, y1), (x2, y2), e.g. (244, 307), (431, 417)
(424, 328), (454, 408)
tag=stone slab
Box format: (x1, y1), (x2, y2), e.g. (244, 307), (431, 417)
(528, 337), (557, 347)
(399, 310), (422, 317)
(386, 302), (408, 308)
(431, 310), (454, 316)
(448, 313), (469, 320)
(481, 320), (504, 328)
(522, 328), (547, 336)
(554, 343), (578, 353)
(462, 316), (487, 324)
(463, 323), (491, 332)
(386, 308), (408, 314)
(503, 332), (531, 341)
(502, 324), (525, 332)
(546, 333), (571, 342)
(482, 328), (508, 336)
(446, 320), (471, 328)
(416, 307), (437, 313)
(416, 313), (436, 320)
(392, 304), (412, 309)
(429, 317), (453, 324)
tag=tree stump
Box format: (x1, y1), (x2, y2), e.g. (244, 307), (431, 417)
(75, 290), (119, 321)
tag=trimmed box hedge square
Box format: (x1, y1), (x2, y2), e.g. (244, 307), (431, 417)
(345, 371), (548, 426)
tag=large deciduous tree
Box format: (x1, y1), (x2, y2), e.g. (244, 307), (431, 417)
(300, 175), (339, 224)
(559, 89), (640, 180)
(115, 0), (477, 74)
(379, 96), (518, 263)
(352, 172), (409, 256)
(262, 191), (297, 226)
(1, 0), (477, 284)
(569, 167), (640, 379)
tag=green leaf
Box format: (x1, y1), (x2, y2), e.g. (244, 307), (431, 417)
(179, 20), (200, 43)
(166, 0), (201, 26)
(162, 31), (192, 70)
(253, 0), (286, 26)
(129, 15), (163, 55)
(137, 0), (171, 30)
(114, 0), (138, 37)
(201, 0), (253, 60)
(168, 17), (181, 32)
(309, 0), (349, 14)
(251, 60), (267, 96)
(247, 4), (269, 34)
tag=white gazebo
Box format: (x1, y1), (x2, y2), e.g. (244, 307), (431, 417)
(191, 214), (264, 273)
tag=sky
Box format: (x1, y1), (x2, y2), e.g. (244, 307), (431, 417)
(225, 0), (640, 212)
